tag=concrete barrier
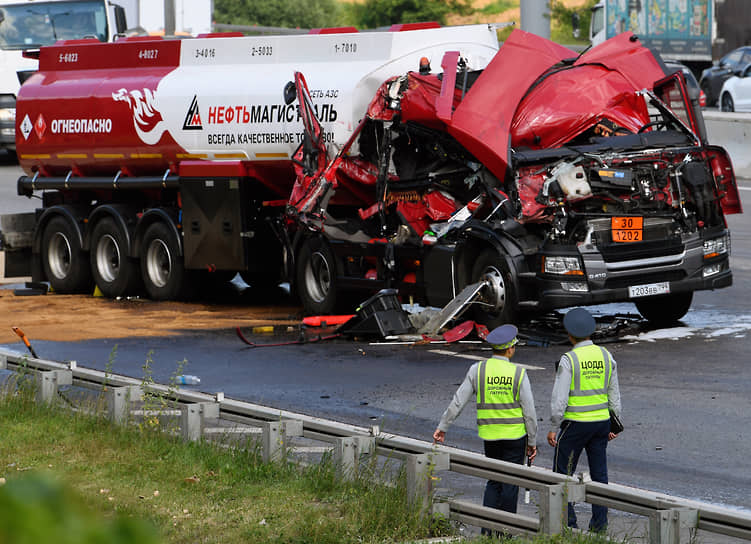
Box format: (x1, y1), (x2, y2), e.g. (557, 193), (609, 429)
(704, 111), (751, 179)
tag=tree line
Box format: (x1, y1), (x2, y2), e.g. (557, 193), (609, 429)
(213, 0), (598, 36)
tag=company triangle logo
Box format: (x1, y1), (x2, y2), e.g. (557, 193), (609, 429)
(183, 95), (203, 130)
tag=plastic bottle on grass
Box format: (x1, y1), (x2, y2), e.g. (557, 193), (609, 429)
(176, 375), (200, 385)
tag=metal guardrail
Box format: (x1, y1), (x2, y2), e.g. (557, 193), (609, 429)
(2, 347), (750, 543)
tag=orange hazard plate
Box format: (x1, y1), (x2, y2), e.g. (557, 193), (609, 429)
(611, 216), (643, 242)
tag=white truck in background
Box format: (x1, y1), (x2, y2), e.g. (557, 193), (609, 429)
(114, 0), (213, 37)
(0, 0), (212, 156)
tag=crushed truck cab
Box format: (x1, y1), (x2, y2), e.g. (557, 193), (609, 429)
(12, 26), (742, 327)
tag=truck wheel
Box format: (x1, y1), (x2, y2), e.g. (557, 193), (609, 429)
(296, 237), (340, 315)
(140, 222), (189, 300)
(470, 249), (517, 329)
(41, 216), (92, 293)
(635, 292), (693, 326)
(90, 218), (141, 298)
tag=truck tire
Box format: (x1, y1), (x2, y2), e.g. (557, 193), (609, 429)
(140, 222), (190, 300)
(470, 249), (517, 329)
(90, 217), (141, 298)
(41, 216), (92, 293)
(635, 292), (693, 326)
(296, 237), (340, 315)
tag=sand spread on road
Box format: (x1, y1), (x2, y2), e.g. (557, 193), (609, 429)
(0, 285), (303, 343)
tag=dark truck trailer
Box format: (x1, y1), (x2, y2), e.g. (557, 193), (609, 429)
(588, 0), (751, 76)
(2, 27), (742, 329)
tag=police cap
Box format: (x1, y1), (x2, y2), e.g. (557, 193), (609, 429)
(486, 324), (518, 350)
(563, 307), (596, 338)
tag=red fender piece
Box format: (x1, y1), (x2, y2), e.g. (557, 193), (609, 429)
(442, 320), (477, 343)
(302, 315), (356, 327)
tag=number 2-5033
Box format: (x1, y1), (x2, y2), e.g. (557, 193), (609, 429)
(250, 46), (273, 56)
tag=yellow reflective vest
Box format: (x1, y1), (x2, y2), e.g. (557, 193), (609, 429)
(476, 357), (527, 440)
(564, 344), (613, 422)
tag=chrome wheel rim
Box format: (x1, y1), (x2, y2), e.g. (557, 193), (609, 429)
(47, 232), (72, 280)
(95, 234), (120, 283)
(146, 238), (171, 288)
(304, 250), (331, 304)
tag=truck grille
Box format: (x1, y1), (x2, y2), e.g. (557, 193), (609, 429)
(598, 237), (685, 263)
(587, 217), (684, 264)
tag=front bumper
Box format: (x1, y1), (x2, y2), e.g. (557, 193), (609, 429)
(528, 229), (732, 310)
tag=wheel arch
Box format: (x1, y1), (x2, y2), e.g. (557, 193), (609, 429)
(86, 205), (137, 255)
(32, 205), (86, 255)
(133, 209), (182, 258)
(455, 224), (525, 288)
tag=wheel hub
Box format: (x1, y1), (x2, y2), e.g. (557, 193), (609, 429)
(47, 232), (72, 280)
(479, 266), (506, 313)
(95, 234), (120, 283)
(146, 239), (171, 288)
(304, 250), (331, 304)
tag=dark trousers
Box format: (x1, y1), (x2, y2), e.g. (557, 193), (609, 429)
(553, 419), (610, 531)
(481, 435), (528, 536)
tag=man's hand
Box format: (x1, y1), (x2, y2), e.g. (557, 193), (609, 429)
(547, 431), (558, 447)
(526, 445), (537, 463)
(433, 429), (445, 444)
(608, 432), (618, 441)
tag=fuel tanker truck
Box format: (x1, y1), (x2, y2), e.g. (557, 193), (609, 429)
(4, 24), (743, 326)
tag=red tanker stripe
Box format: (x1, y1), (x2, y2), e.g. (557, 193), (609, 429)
(39, 39), (181, 71)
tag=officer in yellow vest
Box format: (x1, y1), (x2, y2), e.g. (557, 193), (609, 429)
(433, 324), (537, 534)
(547, 307), (622, 533)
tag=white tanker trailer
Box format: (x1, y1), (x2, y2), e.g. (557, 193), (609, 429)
(5, 25), (743, 327)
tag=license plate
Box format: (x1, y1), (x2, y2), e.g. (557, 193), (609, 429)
(628, 282), (670, 298)
(611, 216), (643, 242)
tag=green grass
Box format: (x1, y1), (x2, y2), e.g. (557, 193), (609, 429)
(0, 387), (443, 544)
(478, 0), (516, 15)
(0, 374), (620, 544)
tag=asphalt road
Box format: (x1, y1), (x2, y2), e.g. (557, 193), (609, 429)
(1, 161), (750, 519)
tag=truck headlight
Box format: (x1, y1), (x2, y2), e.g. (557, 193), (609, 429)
(703, 263), (722, 277)
(0, 107), (15, 122)
(561, 281), (589, 292)
(543, 256), (584, 275)
(703, 234), (729, 259)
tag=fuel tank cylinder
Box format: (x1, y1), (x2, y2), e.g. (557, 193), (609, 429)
(16, 26), (499, 185)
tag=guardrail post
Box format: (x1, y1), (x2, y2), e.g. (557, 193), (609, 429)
(334, 437), (357, 480)
(406, 452), (450, 512)
(36, 369), (72, 403)
(106, 385), (141, 425)
(0, 353), (7, 369)
(261, 419), (303, 463)
(333, 436), (376, 480)
(181, 402), (220, 441)
(649, 507), (698, 544)
(540, 482), (586, 535)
